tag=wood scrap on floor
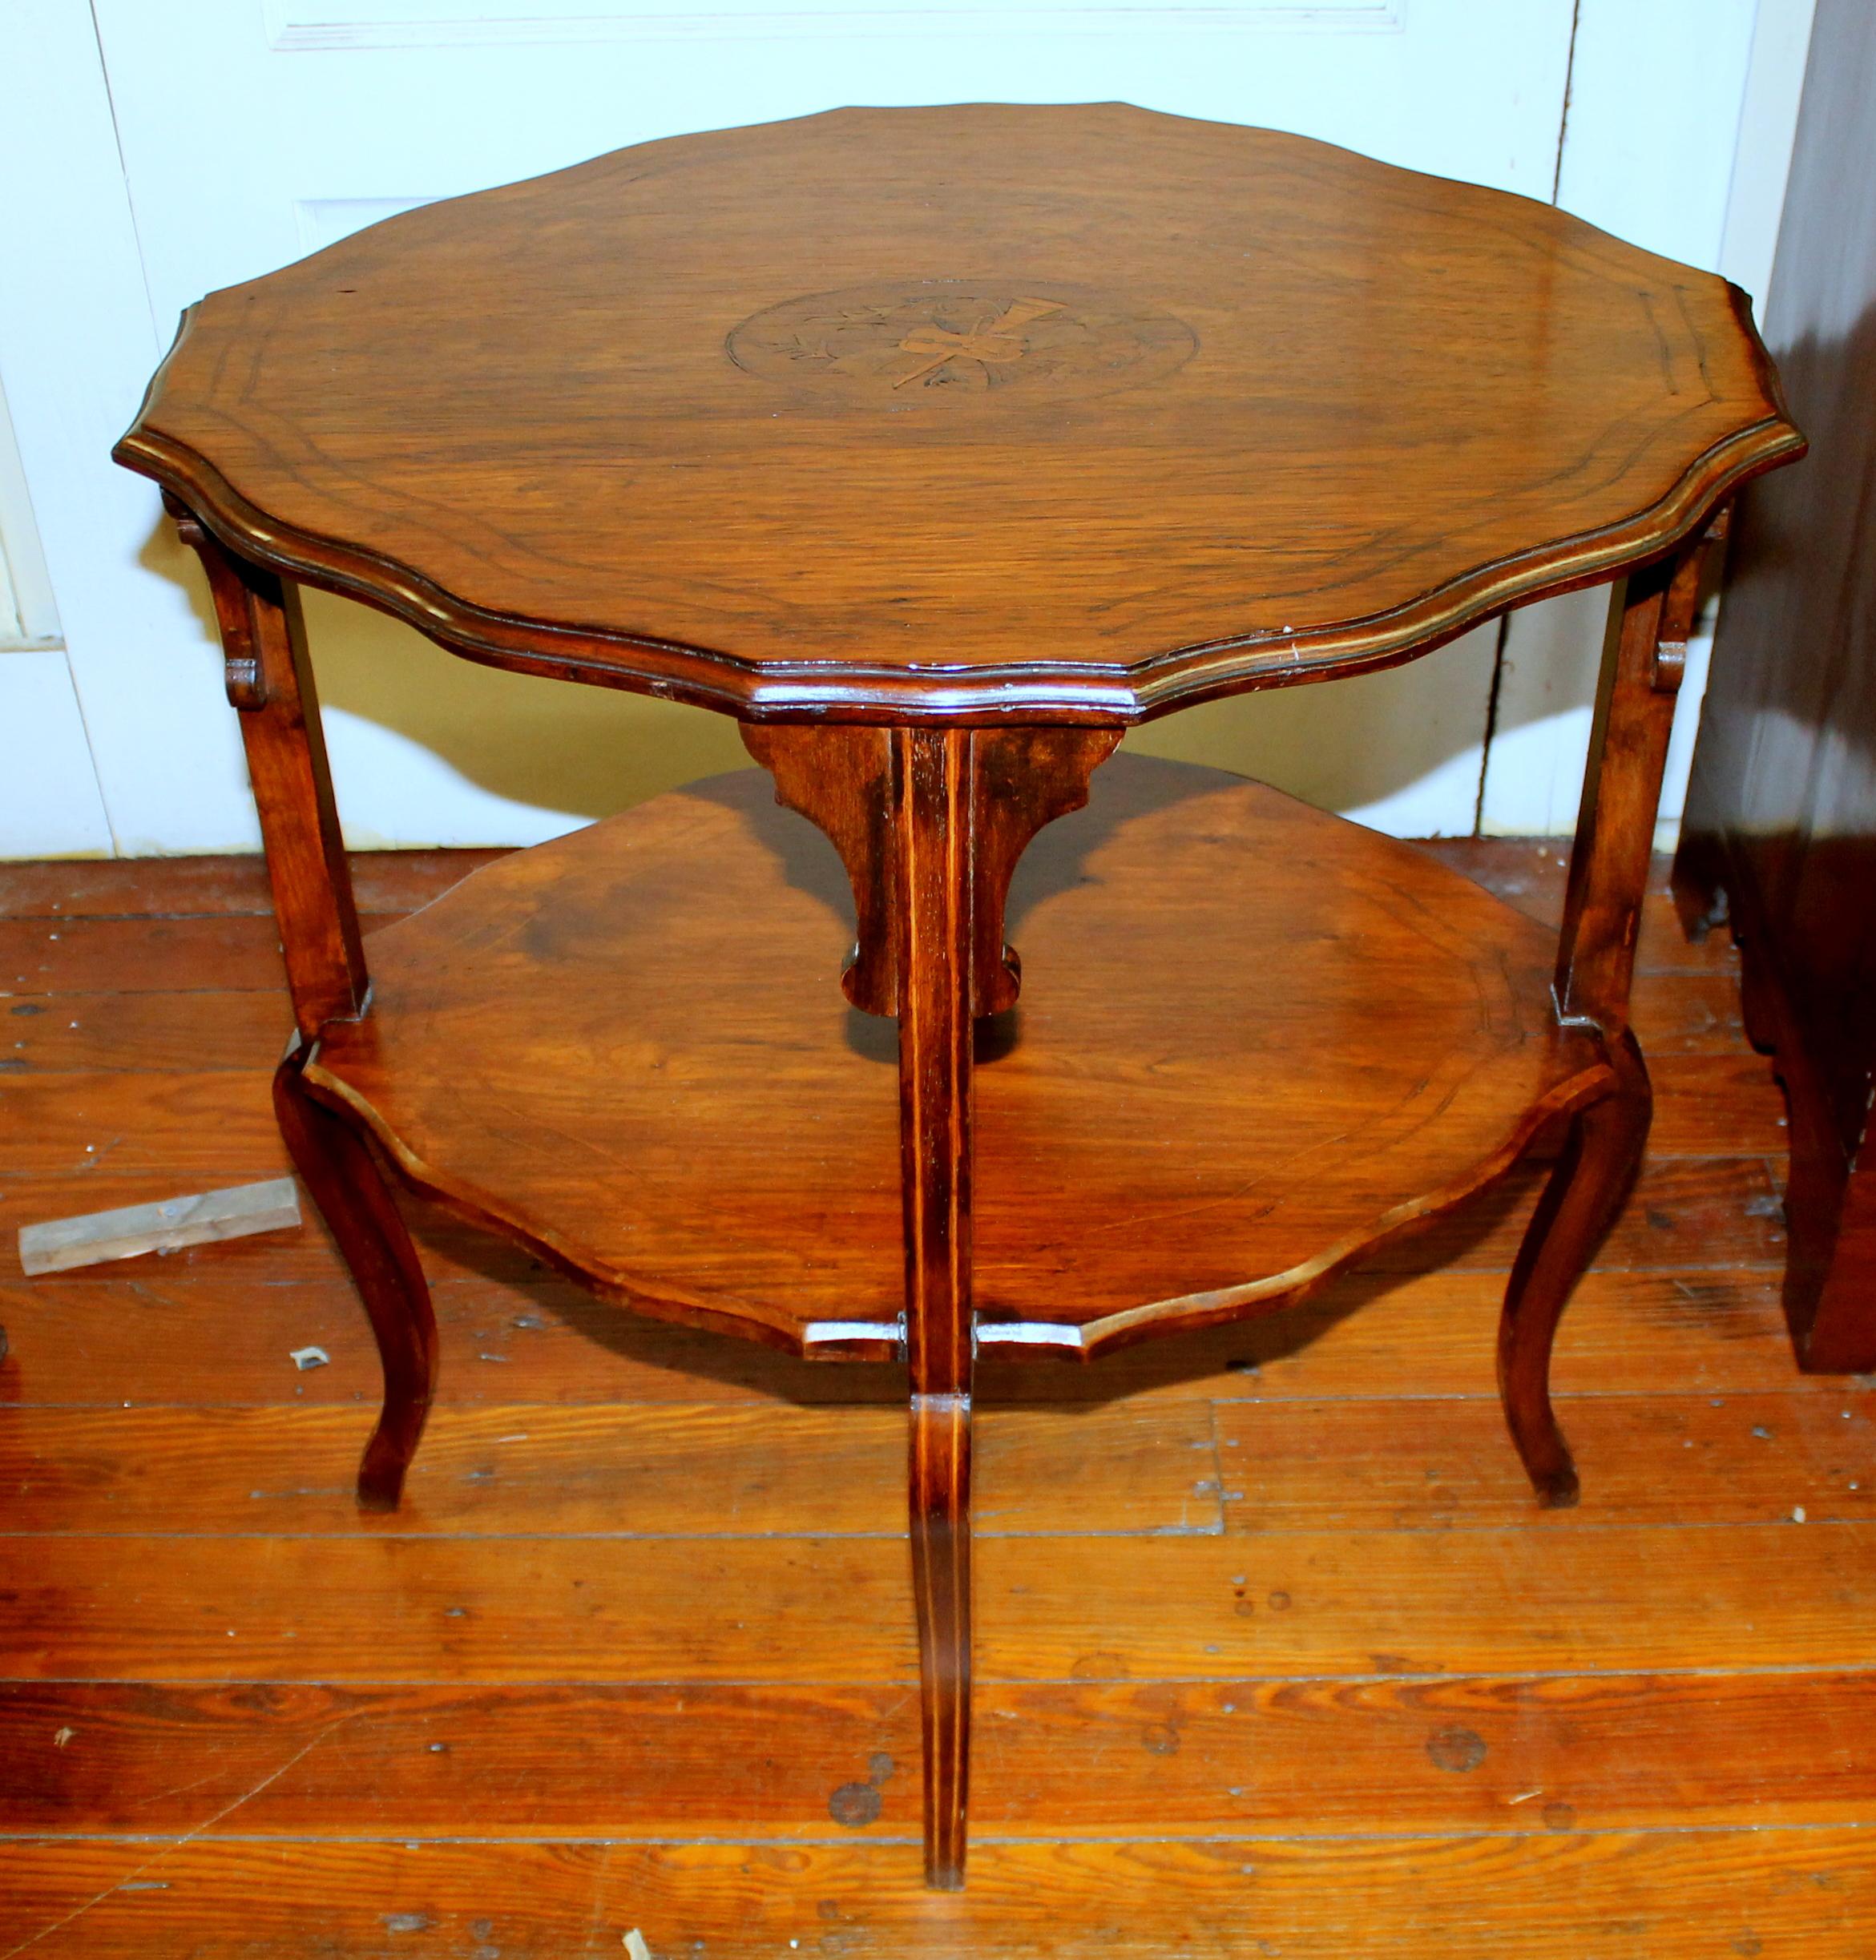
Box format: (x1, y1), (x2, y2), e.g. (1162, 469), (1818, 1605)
(16, 1176), (301, 1276)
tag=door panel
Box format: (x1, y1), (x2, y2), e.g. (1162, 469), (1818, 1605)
(1479, 0), (1778, 845)
(0, 650), (115, 858)
(81, 0), (1579, 845)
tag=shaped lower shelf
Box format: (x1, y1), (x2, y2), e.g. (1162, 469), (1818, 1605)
(307, 754), (1612, 1360)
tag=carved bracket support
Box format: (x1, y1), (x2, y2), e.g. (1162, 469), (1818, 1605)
(744, 723), (1120, 1018)
(1555, 507), (1728, 1036)
(1649, 508), (1728, 696)
(167, 494), (271, 711)
(166, 490), (369, 1040)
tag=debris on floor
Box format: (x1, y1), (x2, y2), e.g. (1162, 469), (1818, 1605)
(16, 1176), (302, 1275)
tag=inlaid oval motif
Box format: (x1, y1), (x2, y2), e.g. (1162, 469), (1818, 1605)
(727, 279), (1196, 403)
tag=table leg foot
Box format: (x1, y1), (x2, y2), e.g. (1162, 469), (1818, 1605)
(1498, 1032), (1650, 1506)
(274, 1046), (438, 1510)
(910, 1387), (971, 1890)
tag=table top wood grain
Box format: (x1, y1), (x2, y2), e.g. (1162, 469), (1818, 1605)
(115, 103), (1803, 722)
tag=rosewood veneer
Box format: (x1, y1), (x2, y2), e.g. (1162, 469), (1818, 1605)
(114, 103), (1804, 1889)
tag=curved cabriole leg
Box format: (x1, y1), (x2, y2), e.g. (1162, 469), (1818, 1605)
(274, 1047), (437, 1511)
(170, 502), (415, 1506)
(893, 728), (976, 1889)
(1498, 1034), (1651, 1506)
(1516, 524), (1717, 1504)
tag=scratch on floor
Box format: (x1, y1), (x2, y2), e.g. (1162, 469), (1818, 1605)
(0, 1714), (358, 1960)
(127, 1769), (227, 1813)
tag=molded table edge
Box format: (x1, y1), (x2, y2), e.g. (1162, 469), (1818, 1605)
(115, 323), (1804, 723)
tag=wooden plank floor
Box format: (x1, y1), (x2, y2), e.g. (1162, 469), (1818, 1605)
(2, 829), (1873, 1958)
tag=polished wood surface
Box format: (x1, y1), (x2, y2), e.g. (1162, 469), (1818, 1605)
(10, 848), (1876, 1956)
(1556, 536), (1709, 1035)
(301, 758), (1609, 1359)
(115, 105), (1800, 720)
(1497, 1030), (1650, 1506)
(893, 730), (976, 1887)
(167, 497), (366, 1041)
(1674, 0), (1876, 1373)
(1493, 534), (1709, 1502)
(742, 723), (1120, 1016)
(273, 1045), (435, 1510)
(103, 102), (1809, 1892)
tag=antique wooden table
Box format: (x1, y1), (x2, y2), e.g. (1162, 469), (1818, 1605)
(115, 104), (1803, 1889)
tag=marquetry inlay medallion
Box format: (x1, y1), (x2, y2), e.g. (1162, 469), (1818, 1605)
(726, 280), (1196, 402)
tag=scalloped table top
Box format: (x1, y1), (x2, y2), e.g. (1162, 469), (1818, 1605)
(117, 103), (1802, 721)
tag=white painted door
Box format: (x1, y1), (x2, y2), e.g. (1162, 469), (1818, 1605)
(0, 0), (1791, 853)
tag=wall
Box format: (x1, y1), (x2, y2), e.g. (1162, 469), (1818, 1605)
(0, 0), (1813, 857)
(0, 356), (116, 857)
(1475, 0), (1817, 845)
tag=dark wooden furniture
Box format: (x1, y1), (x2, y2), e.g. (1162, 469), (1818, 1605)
(114, 103), (1802, 1890)
(1673, 0), (1876, 1373)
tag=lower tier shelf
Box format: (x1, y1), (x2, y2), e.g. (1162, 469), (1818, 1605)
(307, 753), (1612, 1359)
